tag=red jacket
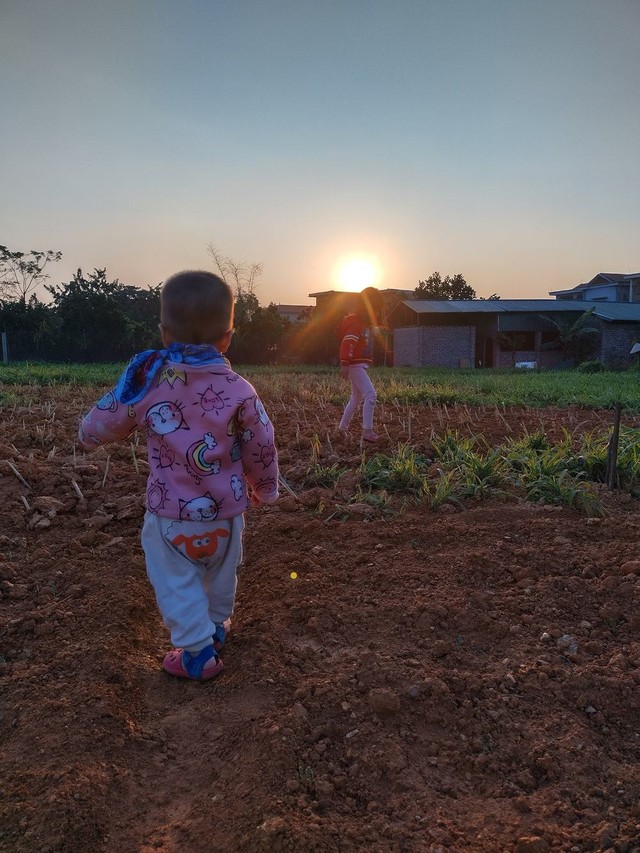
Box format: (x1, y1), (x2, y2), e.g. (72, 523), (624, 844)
(339, 314), (372, 365)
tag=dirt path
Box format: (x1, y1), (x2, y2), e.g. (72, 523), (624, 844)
(1, 389), (640, 851)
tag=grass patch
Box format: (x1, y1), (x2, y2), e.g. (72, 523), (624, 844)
(359, 443), (430, 497)
(3, 362), (640, 411)
(304, 462), (348, 488)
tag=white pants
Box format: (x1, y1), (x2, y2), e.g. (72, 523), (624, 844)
(141, 511), (244, 653)
(339, 364), (376, 431)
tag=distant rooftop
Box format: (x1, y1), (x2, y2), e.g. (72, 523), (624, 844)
(550, 272), (640, 296)
(396, 299), (640, 322)
(308, 288), (414, 297)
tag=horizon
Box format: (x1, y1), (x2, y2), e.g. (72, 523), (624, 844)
(2, 0), (639, 306)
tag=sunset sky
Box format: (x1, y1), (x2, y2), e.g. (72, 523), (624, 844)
(2, 0), (639, 305)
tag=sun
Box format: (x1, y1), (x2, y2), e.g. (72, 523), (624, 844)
(336, 256), (380, 292)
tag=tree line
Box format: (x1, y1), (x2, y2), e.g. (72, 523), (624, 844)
(0, 242), (493, 364)
(0, 245), (300, 364)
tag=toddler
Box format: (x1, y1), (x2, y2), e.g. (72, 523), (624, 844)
(78, 270), (279, 681)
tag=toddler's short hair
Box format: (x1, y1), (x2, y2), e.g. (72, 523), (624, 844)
(161, 271), (234, 345)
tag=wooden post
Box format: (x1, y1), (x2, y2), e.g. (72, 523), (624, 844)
(1, 332), (7, 365)
(605, 402), (623, 490)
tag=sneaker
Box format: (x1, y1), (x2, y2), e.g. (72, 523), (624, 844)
(362, 430), (379, 443)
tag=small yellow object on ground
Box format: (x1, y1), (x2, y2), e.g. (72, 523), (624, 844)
(290, 571), (298, 580)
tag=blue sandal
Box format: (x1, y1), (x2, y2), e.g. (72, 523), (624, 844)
(213, 618), (232, 652)
(163, 644), (223, 680)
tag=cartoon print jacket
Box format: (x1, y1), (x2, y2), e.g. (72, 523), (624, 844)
(338, 314), (373, 366)
(78, 361), (279, 521)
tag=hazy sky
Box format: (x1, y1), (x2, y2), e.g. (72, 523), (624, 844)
(2, 0), (639, 304)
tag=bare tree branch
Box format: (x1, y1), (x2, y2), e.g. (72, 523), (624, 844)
(206, 243), (262, 297)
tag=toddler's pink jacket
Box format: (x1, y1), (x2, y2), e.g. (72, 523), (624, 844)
(78, 361), (278, 522)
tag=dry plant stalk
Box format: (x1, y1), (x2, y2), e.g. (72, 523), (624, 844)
(101, 455), (111, 488)
(495, 408), (510, 430)
(71, 479), (84, 500)
(278, 475), (299, 500)
(6, 460), (30, 489)
(130, 443), (140, 475)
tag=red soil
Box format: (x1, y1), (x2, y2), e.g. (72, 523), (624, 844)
(1, 386), (640, 852)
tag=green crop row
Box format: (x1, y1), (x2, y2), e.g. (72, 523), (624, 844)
(304, 426), (640, 517)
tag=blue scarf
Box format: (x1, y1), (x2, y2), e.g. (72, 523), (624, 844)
(114, 342), (229, 405)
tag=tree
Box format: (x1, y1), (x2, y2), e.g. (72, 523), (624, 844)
(46, 269), (150, 361)
(234, 304), (289, 363)
(0, 296), (59, 360)
(207, 244), (263, 299)
(0, 245), (62, 303)
(111, 283), (161, 351)
(0, 246), (62, 302)
(540, 308), (601, 363)
(414, 272), (476, 300)
(206, 245), (291, 363)
(233, 290), (261, 326)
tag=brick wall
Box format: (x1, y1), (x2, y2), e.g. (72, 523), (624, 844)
(600, 324), (640, 368)
(393, 327), (423, 366)
(394, 321), (640, 369)
(394, 326), (475, 367)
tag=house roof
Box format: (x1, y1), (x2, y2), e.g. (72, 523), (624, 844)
(549, 272), (640, 296)
(395, 299), (640, 322)
(588, 273), (630, 284)
(308, 288), (414, 298)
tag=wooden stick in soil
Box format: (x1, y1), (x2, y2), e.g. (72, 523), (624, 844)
(605, 402), (623, 490)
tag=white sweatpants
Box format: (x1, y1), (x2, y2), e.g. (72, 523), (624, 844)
(339, 364), (377, 431)
(141, 511), (245, 653)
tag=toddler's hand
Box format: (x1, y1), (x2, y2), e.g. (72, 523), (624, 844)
(340, 365), (350, 380)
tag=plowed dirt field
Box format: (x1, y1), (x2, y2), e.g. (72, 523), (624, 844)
(1, 383), (640, 852)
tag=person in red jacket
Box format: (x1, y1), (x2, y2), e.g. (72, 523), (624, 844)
(338, 286), (384, 442)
